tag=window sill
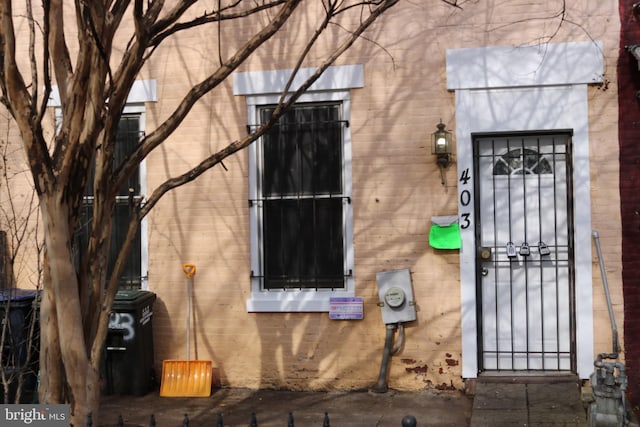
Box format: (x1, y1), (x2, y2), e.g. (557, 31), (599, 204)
(246, 289), (355, 313)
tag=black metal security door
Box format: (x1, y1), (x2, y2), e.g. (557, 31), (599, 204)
(474, 132), (576, 373)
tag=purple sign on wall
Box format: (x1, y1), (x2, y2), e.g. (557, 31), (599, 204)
(329, 297), (364, 320)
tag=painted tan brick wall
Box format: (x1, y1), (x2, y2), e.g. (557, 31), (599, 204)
(141, 1), (623, 392)
(0, 1), (624, 393)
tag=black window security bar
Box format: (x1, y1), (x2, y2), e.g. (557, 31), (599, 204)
(254, 104), (348, 291)
(249, 195), (352, 291)
(74, 115), (144, 289)
(247, 120), (350, 135)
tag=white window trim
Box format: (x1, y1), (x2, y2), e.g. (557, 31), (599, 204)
(48, 80), (157, 107)
(446, 41), (604, 379)
(238, 65), (362, 312)
(122, 104), (149, 290)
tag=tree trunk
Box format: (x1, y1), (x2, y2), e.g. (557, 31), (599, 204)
(38, 251), (64, 404)
(39, 195), (101, 426)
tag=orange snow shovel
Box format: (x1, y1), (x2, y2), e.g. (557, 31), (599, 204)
(160, 264), (212, 397)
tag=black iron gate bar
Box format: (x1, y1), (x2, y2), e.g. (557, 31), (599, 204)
(500, 136), (563, 370)
(473, 133), (575, 372)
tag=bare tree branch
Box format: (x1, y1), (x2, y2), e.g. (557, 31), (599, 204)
(0, 0), (54, 195)
(48, 0), (73, 106)
(139, 0), (400, 219)
(148, 1), (285, 49)
(92, 0), (400, 367)
(0, 0), (402, 421)
(111, 0), (303, 196)
(36, 1), (52, 125)
(27, 0), (37, 109)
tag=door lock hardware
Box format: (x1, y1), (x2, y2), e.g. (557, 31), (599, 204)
(481, 267), (489, 276)
(506, 242), (517, 258)
(478, 246), (492, 261)
(519, 242), (530, 256)
(538, 241), (551, 256)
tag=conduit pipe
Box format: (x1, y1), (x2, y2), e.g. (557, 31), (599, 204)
(371, 323), (404, 393)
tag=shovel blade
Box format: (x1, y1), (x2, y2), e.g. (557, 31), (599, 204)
(160, 360), (213, 397)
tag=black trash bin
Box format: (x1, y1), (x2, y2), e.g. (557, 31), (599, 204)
(0, 288), (39, 403)
(104, 289), (156, 396)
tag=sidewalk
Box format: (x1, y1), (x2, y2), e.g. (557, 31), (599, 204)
(97, 377), (640, 427)
(99, 388), (473, 426)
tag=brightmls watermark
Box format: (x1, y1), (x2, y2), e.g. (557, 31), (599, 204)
(1, 405), (69, 426)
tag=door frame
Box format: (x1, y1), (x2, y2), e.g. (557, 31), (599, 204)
(446, 41), (604, 380)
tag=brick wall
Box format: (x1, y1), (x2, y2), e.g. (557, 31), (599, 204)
(0, 0), (626, 394)
(618, 0), (640, 410)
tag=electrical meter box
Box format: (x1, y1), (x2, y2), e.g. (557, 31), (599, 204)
(376, 269), (417, 324)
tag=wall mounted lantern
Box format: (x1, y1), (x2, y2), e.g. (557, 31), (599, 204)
(431, 121), (452, 185)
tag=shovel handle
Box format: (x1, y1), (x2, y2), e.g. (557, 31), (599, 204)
(183, 263), (196, 278)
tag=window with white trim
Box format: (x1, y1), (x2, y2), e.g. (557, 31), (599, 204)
(73, 106), (149, 289)
(246, 92), (354, 312)
(51, 82), (155, 290)
(257, 102), (348, 291)
(236, 65), (362, 312)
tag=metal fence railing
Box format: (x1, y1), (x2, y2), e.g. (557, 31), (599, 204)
(87, 412), (419, 426)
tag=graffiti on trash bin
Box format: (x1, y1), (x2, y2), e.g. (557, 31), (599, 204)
(108, 305), (153, 341)
(108, 312), (136, 341)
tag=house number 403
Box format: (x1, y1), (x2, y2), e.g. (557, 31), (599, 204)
(459, 168), (472, 230)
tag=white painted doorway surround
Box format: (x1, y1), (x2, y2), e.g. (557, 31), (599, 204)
(445, 41), (604, 379)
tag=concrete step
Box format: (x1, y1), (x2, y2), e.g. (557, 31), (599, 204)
(470, 378), (587, 426)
